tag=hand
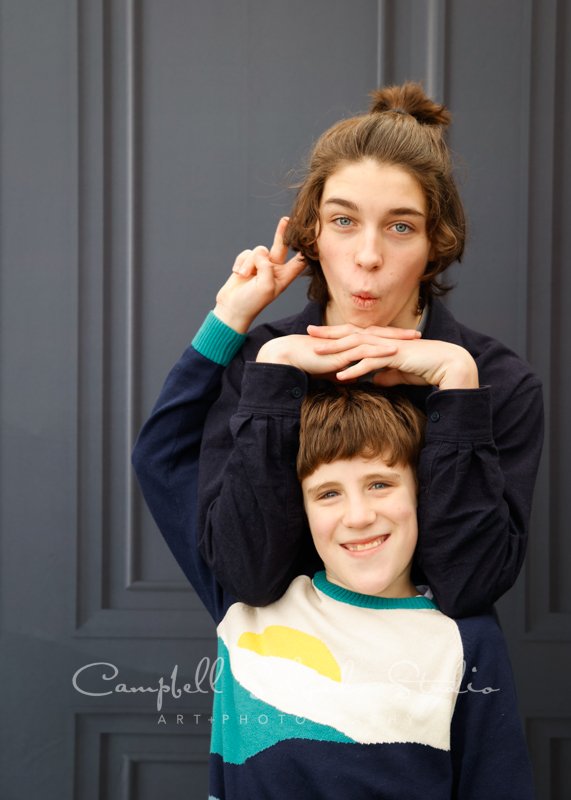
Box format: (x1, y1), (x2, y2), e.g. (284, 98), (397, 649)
(309, 328), (479, 390)
(256, 333), (400, 381)
(213, 217), (306, 333)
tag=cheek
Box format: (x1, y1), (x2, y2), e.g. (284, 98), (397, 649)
(309, 517), (329, 543)
(305, 506), (323, 537)
(393, 500), (418, 526)
(317, 229), (348, 260)
(316, 234), (333, 265)
(401, 255), (428, 283)
(306, 509), (335, 548)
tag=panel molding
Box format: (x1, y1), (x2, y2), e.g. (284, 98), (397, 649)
(123, 753), (208, 800)
(74, 0), (210, 637)
(524, 0), (571, 638)
(73, 711), (211, 799)
(377, 0), (448, 100)
(526, 716), (571, 800)
(424, 0), (447, 100)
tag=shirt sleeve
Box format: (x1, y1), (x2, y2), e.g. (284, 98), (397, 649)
(197, 358), (320, 606)
(136, 309), (544, 615)
(415, 377), (544, 616)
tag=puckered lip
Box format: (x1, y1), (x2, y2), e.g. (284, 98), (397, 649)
(340, 533), (390, 553)
(350, 292), (380, 310)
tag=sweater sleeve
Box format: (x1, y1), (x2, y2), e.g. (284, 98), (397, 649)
(415, 374), (544, 617)
(450, 615), (535, 799)
(130, 313), (245, 622)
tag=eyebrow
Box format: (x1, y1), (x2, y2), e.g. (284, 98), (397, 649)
(362, 471), (402, 483)
(322, 198), (425, 218)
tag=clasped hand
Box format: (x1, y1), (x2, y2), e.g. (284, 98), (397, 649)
(257, 324), (479, 391)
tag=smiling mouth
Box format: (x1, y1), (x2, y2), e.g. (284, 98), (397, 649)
(342, 534), (389, 552)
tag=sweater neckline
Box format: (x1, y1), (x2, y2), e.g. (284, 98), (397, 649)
(312, 571), (438, 610)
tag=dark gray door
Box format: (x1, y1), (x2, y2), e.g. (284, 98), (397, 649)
(1, 1), (569, 798)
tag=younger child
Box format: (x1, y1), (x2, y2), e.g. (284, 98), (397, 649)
(135, 376), (534, 799)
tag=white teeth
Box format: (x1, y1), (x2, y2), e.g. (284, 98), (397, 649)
(345, 535), (388, 552)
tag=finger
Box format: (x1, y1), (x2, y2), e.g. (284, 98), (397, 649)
(251, 251), (275, 283)
(307, 323), (421, 340)
(312, 333), (376, 352)
(268, 216), (290, 264)
(235, 246), (269, 278)
(252, 245), (270, 260)
(313, 336), (399, 356)
(335, 357), (392, 381)
(307, 324), (365, 339)
(277, 252), (306, 286)
(235, 251), (257, 278)
(310, 324), (421, 340)
(232, 249), (253, 275)
(367, 325), (422, 340)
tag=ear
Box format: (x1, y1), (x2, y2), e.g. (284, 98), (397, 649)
(315, 217), (322, 237)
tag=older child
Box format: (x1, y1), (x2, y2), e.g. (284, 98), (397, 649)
(135, 372), (534, 799)
(134, 81), (543, 617)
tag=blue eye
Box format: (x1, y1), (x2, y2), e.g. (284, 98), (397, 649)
(393, 222), (411, 234)
(334, 216), (352, 227)
(319, 490), (339, 500)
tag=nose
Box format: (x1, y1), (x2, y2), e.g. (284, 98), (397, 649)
(342, 496), (376, 529)
(355, 229), (382, 271)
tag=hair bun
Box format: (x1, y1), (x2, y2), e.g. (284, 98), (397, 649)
(369, 81), (451, 127)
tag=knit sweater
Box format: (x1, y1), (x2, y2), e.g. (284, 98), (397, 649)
(206, 571), (533, 799)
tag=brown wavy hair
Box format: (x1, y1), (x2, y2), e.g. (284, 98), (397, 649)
(297, 384), (426, 482)
(285, 82), (466, 308)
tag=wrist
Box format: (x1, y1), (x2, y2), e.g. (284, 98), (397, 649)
(212, 303), (255, 335)
(256, 338), (292, 365)
(438, 355), (479, 390)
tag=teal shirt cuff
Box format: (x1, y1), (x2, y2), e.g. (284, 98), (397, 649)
(191, 311), (247, 366)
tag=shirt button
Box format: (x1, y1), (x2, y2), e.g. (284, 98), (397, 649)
(430, 411), (440, 422)
(291, 387), (303, 399)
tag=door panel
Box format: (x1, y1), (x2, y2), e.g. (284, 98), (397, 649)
(1, 1), (567, 797)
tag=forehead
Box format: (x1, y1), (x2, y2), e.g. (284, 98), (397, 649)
(320, 159), (426, 212)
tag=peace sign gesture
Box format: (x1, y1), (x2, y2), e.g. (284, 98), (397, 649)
(213, 217), (306, 333)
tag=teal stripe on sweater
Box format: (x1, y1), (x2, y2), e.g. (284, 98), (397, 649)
(211, 637), (354, 765)
(312, 571), (438, 610)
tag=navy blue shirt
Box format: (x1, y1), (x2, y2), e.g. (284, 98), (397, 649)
(133, 298), (543, 617)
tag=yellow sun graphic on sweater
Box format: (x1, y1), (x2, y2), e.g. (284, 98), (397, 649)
(238, 625), (342, 682)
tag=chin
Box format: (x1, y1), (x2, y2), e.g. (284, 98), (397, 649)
(351, 572), (414, 599)
(348, 575), (392, 598)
